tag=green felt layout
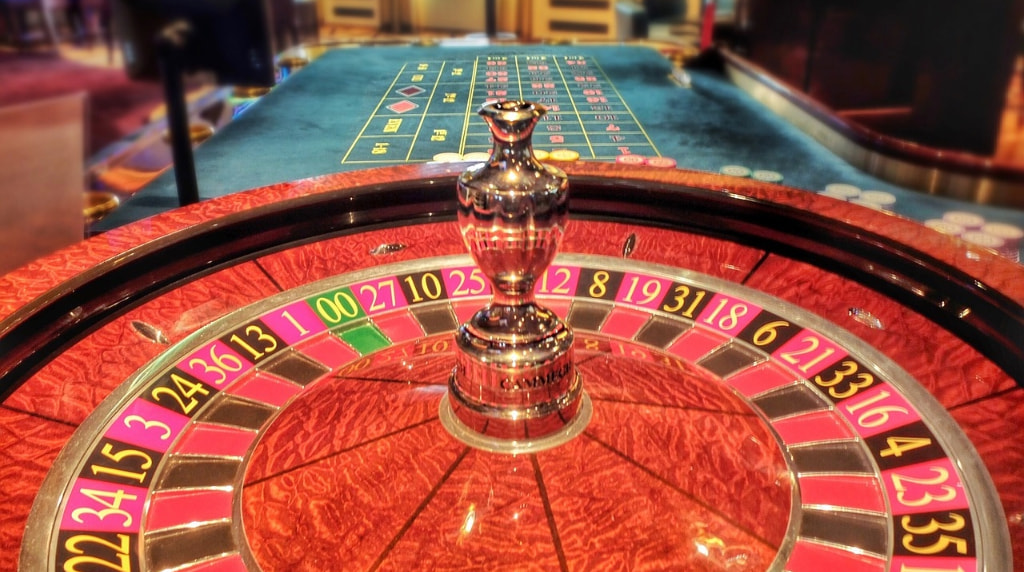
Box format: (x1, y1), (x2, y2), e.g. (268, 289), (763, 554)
(95, 44), (1024, 255)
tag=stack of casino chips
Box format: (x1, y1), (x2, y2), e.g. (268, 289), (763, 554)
(718, 165), (784, 183)
(614, 154), (678, 168)
(938, 210), (985, 232)
(923, 218), (966, 237)
(818, 183), (861, 201)
(817, 183), (897, 212)
(924, 211), (1023, 262)
(980, 222), (1024, 261)
(855, 190), (897, 211)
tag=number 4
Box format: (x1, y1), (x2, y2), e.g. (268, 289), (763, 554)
(880, 436), (932, 458)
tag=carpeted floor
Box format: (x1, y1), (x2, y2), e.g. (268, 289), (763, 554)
(0, 50), (164, 155)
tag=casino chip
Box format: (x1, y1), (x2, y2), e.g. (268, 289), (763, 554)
(646, 156), (677, 168)
(432, 152), (464, 163)
(981, 222), (1024, 243)
(751, 170), (784, 183)
(548, 149), (580, 162)
(822, 183), (861, 199)
(719, 165), (751, 177)
(533, 149), (549, 161)
(616, 154), (648, 165)
(942, 211), (985, 230)
(859, 190), (896, 210)
(462, 152), (491, 162)
(849, 199), (883, 210)
(924, 219), (965, 236)
(961, 231), (1006, 254)
(980, 222), (1023, 262)
(818, 190), (852, 201)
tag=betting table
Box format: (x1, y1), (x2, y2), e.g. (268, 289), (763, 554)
(91, 44), (1024, 263)
(3, 158), (1024, 570)
(11, 42), (1024, 570)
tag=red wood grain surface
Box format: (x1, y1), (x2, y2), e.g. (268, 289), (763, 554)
(1, 163), (1021, 569)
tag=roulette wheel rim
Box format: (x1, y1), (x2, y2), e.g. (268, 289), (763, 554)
(18, 252), (1012, 570)
(2, 163), (1021, 570)
(4, 166), (1024, 390)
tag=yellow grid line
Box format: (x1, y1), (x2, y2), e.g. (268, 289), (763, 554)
(551, 56), (596, 159)
(459, 57), (482, 155)
(405, 62), (448, 162)
(341, 62), (410, 164)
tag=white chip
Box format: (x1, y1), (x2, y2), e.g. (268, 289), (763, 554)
(432, 152), (464, 162)
(751, 169), (784, 182)
(942, 211), (985, 229)
(849, 198), (883, 210)
(859, 190), (896, 210)
(924, 219), (964, 236)
(979, 223), (1023, 262)
(823, 183), (861, 198)
(719, 165), (751, 177)
(818, 190), (852, 201)
(962, 231), (1006, 250)
(461, 152), (491, 161)
(980, 222), (1024, 242)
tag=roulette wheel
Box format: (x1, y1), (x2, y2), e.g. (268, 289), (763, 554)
(2, 135), (1023, 568)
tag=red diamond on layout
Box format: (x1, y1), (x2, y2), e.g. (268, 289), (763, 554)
(396, 85), (426, 97)
(387, 100), (419, 114)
